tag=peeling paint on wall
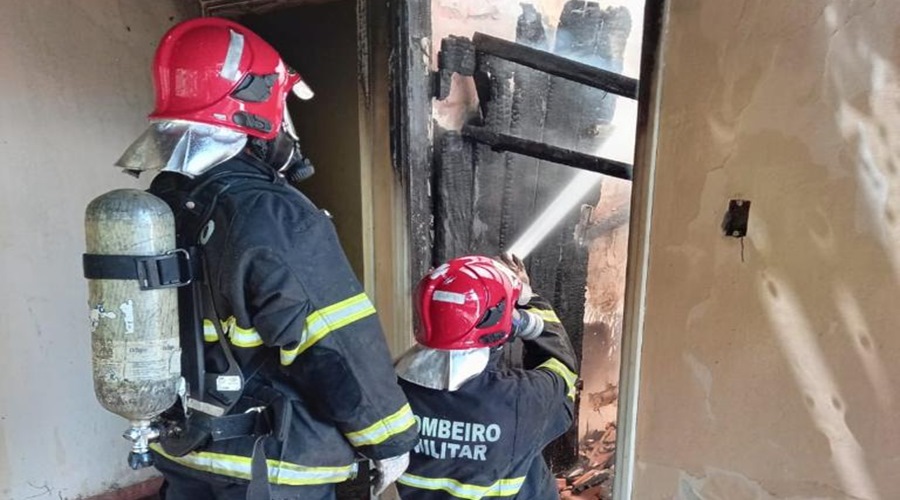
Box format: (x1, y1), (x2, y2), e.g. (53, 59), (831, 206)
(634, 0), (900, 498)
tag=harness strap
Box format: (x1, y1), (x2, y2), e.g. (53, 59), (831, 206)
(151, 163), (294, 499)
(82, 249), (193, 290)
(247, 436), (273, 500)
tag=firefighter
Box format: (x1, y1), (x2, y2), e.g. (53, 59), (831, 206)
(115, 18), (417, 499)
(394, 254), (579, 499)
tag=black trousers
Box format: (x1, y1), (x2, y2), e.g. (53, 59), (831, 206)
(156, 461), (337, 500)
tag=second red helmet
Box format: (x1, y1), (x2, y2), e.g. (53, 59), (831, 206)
(414, 255), (524, 350)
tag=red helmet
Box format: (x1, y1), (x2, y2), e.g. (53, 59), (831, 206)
(415, 256), (524, 350)
(149, 18), (311, 140)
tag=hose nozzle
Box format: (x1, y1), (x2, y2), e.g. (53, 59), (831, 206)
(512, 310), (544, 341)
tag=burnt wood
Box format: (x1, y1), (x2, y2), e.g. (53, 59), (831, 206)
(433, 131), (474, 263)
(461, 125), (633, 181)
(436, 36), (476, 100)
(468, 53), (517, 256)
(397, 0), (638, 476)
(391, 0), (434, 280)
(472, 32), (639, 100)
(531, 2), (632, 472)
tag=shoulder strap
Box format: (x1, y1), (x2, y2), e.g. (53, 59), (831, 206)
(152, 169), (278, 417)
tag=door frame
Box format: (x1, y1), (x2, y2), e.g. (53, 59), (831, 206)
(387, 1), (671, 497)
(612, 0), (668, 498)
(358, 0), (417, 356)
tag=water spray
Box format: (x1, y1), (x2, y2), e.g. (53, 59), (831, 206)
(504, 95), (636, 259)
(505, 169), (602, 258)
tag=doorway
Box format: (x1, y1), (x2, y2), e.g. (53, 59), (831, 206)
(393, 1), (655, 498)
(240, 1), (365, 278)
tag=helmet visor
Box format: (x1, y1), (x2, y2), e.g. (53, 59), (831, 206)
(116, 120), (247, 177)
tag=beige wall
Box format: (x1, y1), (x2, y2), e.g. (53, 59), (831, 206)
(633, 1), (900, 498)
(0, 1), (194, 498)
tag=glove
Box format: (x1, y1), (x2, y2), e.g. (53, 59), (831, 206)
(372, 452), (410, 496)
(512, 309), (544, 341)
(497, 253), (533, 306)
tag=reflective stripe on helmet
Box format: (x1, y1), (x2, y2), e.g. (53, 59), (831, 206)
(220, 30), (245, 82)
(536, 358), (578, 401)
(149, 444), (356, 485)
(397, 473), (526, 499)
(344, 403), (417, 447)
(280, 293), (377, 365)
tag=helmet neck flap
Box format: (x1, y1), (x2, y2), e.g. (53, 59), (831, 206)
(395, 345), (494, 391)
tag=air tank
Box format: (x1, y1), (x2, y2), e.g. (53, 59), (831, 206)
(84, 189), (181, 467)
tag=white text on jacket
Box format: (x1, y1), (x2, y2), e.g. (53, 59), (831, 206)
(413, 415), (501, 461)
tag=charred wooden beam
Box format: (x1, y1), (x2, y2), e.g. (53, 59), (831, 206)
(436, 36), (476, 100)
(391, 0), (435, 278)
(471, 32), (639, 100)
(467, 54), (518, 255)
(516, 4), (548, 49)
(461, 125), (633, 181)
(433, 130), (474, 263)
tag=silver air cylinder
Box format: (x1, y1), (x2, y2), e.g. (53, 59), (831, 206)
(84, 189), (181, 465)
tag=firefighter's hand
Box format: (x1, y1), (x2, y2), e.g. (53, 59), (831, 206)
(372, 452), (410, 495)
(498, 252), (529, 285)
(512, 309), (544, 341)
(498, 252), (532, 305)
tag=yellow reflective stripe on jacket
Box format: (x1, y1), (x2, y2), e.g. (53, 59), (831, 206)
(525, 306), (560, 323)
(537, 358), (578, 401)
(225, 317), (264, 347)
(149, 444), (356, 486)
(397, 473), (525, 499)
(280, 293), (377, 366)
(203, 318), (264, 348)
(344, 403), (416, 447)
(203, 320), (219, 342)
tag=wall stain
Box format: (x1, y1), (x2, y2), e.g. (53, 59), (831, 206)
(54, 427), (66, 468)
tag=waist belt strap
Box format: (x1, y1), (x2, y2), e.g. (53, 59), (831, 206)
(209, 408), (273, 442)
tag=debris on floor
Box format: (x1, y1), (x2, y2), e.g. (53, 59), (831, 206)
(557, 422), (617, 499)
